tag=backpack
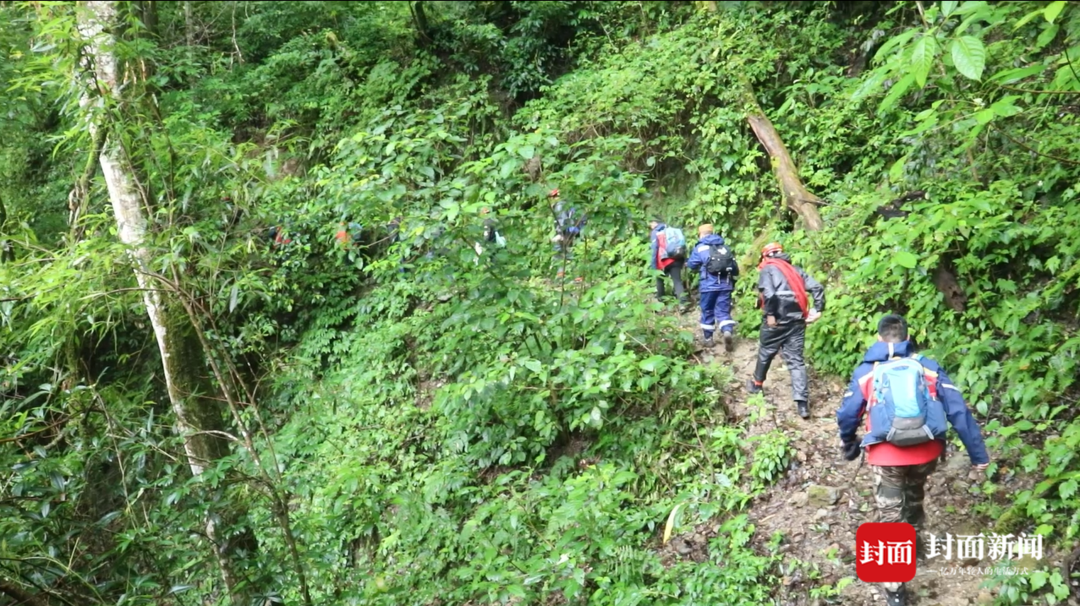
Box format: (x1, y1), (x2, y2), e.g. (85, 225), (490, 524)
(867, 355), (945, 447)
(705, 244), (737, 276)
(659, 227), (686, 260)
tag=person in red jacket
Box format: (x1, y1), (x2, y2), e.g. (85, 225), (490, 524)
(837, 314), (990, 606)
(649, 217), (689, 310)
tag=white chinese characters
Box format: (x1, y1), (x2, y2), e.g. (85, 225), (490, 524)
(860, 540), (914, 566)
(925, 532), (1043, 561)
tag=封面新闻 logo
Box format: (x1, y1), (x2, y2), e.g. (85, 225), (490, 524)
(855, 523), (917, 583)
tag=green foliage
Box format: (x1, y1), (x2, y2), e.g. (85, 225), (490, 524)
(4, 0), (1080, 604)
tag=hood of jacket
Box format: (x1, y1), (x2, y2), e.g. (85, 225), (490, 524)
(698, 234), (725, 247)
(862, 340), (916, 363)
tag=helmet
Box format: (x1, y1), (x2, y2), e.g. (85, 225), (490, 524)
(761, 242), (783, 257)
(549, 188), (560, 198)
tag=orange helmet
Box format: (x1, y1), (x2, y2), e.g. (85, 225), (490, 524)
(549, 188), (560, 198)
(761, 242), (783, 257)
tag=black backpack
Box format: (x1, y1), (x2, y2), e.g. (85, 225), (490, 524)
(705, 243), (737, 276)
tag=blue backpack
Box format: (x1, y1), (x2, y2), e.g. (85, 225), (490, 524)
(660, 227), (686, 260)
(865, 355), (947, 447)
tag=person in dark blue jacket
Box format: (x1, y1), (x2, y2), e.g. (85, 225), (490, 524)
(686, 224), (738, 350)
(550, 188), (586, 280)
(836, 314), (989, 606)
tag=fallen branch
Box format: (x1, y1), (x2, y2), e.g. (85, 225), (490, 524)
(0, 579), (48, 606)
(742, 85), (825, 231)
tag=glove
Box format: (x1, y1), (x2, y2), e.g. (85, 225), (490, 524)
(842, 440), (862, 461)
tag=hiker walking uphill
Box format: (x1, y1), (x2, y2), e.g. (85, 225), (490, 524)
(836, 314), (990, 606)
(686, 224), (739, 351)
(550, 188), (586, 280)
(649, 218), (689, 310)
(473, 207), (506, 264)
(746, 242), (824, 419)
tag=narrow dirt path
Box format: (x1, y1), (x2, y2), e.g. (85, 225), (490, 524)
(674, 308), (1022, 606)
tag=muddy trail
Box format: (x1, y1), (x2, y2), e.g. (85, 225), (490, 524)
(665, 307), (1039, 606)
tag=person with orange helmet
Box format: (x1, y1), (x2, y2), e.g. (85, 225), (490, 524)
(746, 241), (825, 419)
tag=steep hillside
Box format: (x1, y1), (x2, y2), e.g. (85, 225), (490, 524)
(1, 2), (1078, 605)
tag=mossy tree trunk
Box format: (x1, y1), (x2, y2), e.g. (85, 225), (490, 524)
(76, 1), (255, 602)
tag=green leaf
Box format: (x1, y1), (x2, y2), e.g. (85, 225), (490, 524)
(911, 36), (939, 89)
(590, 406), (603, 427)
(950, 36), (986, 80)
(942, 0), (958, 17)
(878, 73), (915, 114)
(1045, 1), (1066, 24)
(990, 95), (1022, 118)
(1015, 420), (1035, 431)
(976, 400), (988, 415)
(1014, 8), (1045, 30)
(975, 109), (996, 125)
(1059, 479), (1078, 501)
(1037, 24), (1059, 49)
(889, 154), (909, 182)
(989, 65), (1045, 84)
(517, 145), (535, 160)
(894, 250), (918, 269)
(1031, 570), (1049, 591)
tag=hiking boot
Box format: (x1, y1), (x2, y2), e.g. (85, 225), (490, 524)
(796, 400), (810, 419)
(881, 585), (906, 606)
(746, 379), (763, 395)
(703, 337), (715, 348)
(722, 331), (734, 352)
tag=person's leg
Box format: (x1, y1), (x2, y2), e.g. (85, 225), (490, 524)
(715, 289), (736, 334)
(670, 260), (688, 307)
(873, 464), (907, 595)
(904, 459), (938, 561)
(779, 321), (809, 403)
(751, 320), (786, 389)
(699, 291), (718, 341)
(656, 272), (666, 300)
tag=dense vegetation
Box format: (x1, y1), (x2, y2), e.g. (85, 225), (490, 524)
(1, 1), (1078, 604)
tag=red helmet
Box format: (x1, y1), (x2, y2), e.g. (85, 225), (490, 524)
(761, 242), (783, 257)
(549, 188), (560, 198)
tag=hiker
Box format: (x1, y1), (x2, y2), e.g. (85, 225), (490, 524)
(745, 242), (824, 419)
(335, 221), (364, 249)
(267, 225), (292, 248)
(649, 217), (689, 310)
(836, 314), (989, 606)
(473, 207), (505, 264)
(550, 188), (585, 280)
(686, 224), (738, 350)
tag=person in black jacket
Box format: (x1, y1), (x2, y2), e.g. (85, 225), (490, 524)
(746, 242), (825, 419)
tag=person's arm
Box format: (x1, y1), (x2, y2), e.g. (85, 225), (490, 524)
(837, 373), (867, 444)
(759, 267), (780, 318)
(936, 367), (990, 466)
(801, 268), (826, 312)
(686, 245), (704, 271)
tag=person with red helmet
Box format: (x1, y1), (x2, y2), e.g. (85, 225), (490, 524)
(746, 241), (825, 419)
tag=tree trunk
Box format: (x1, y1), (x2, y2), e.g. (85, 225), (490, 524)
(75, 2), (254, 602)
(743, 94), (825, 232)
(184, 0), (193, 47)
